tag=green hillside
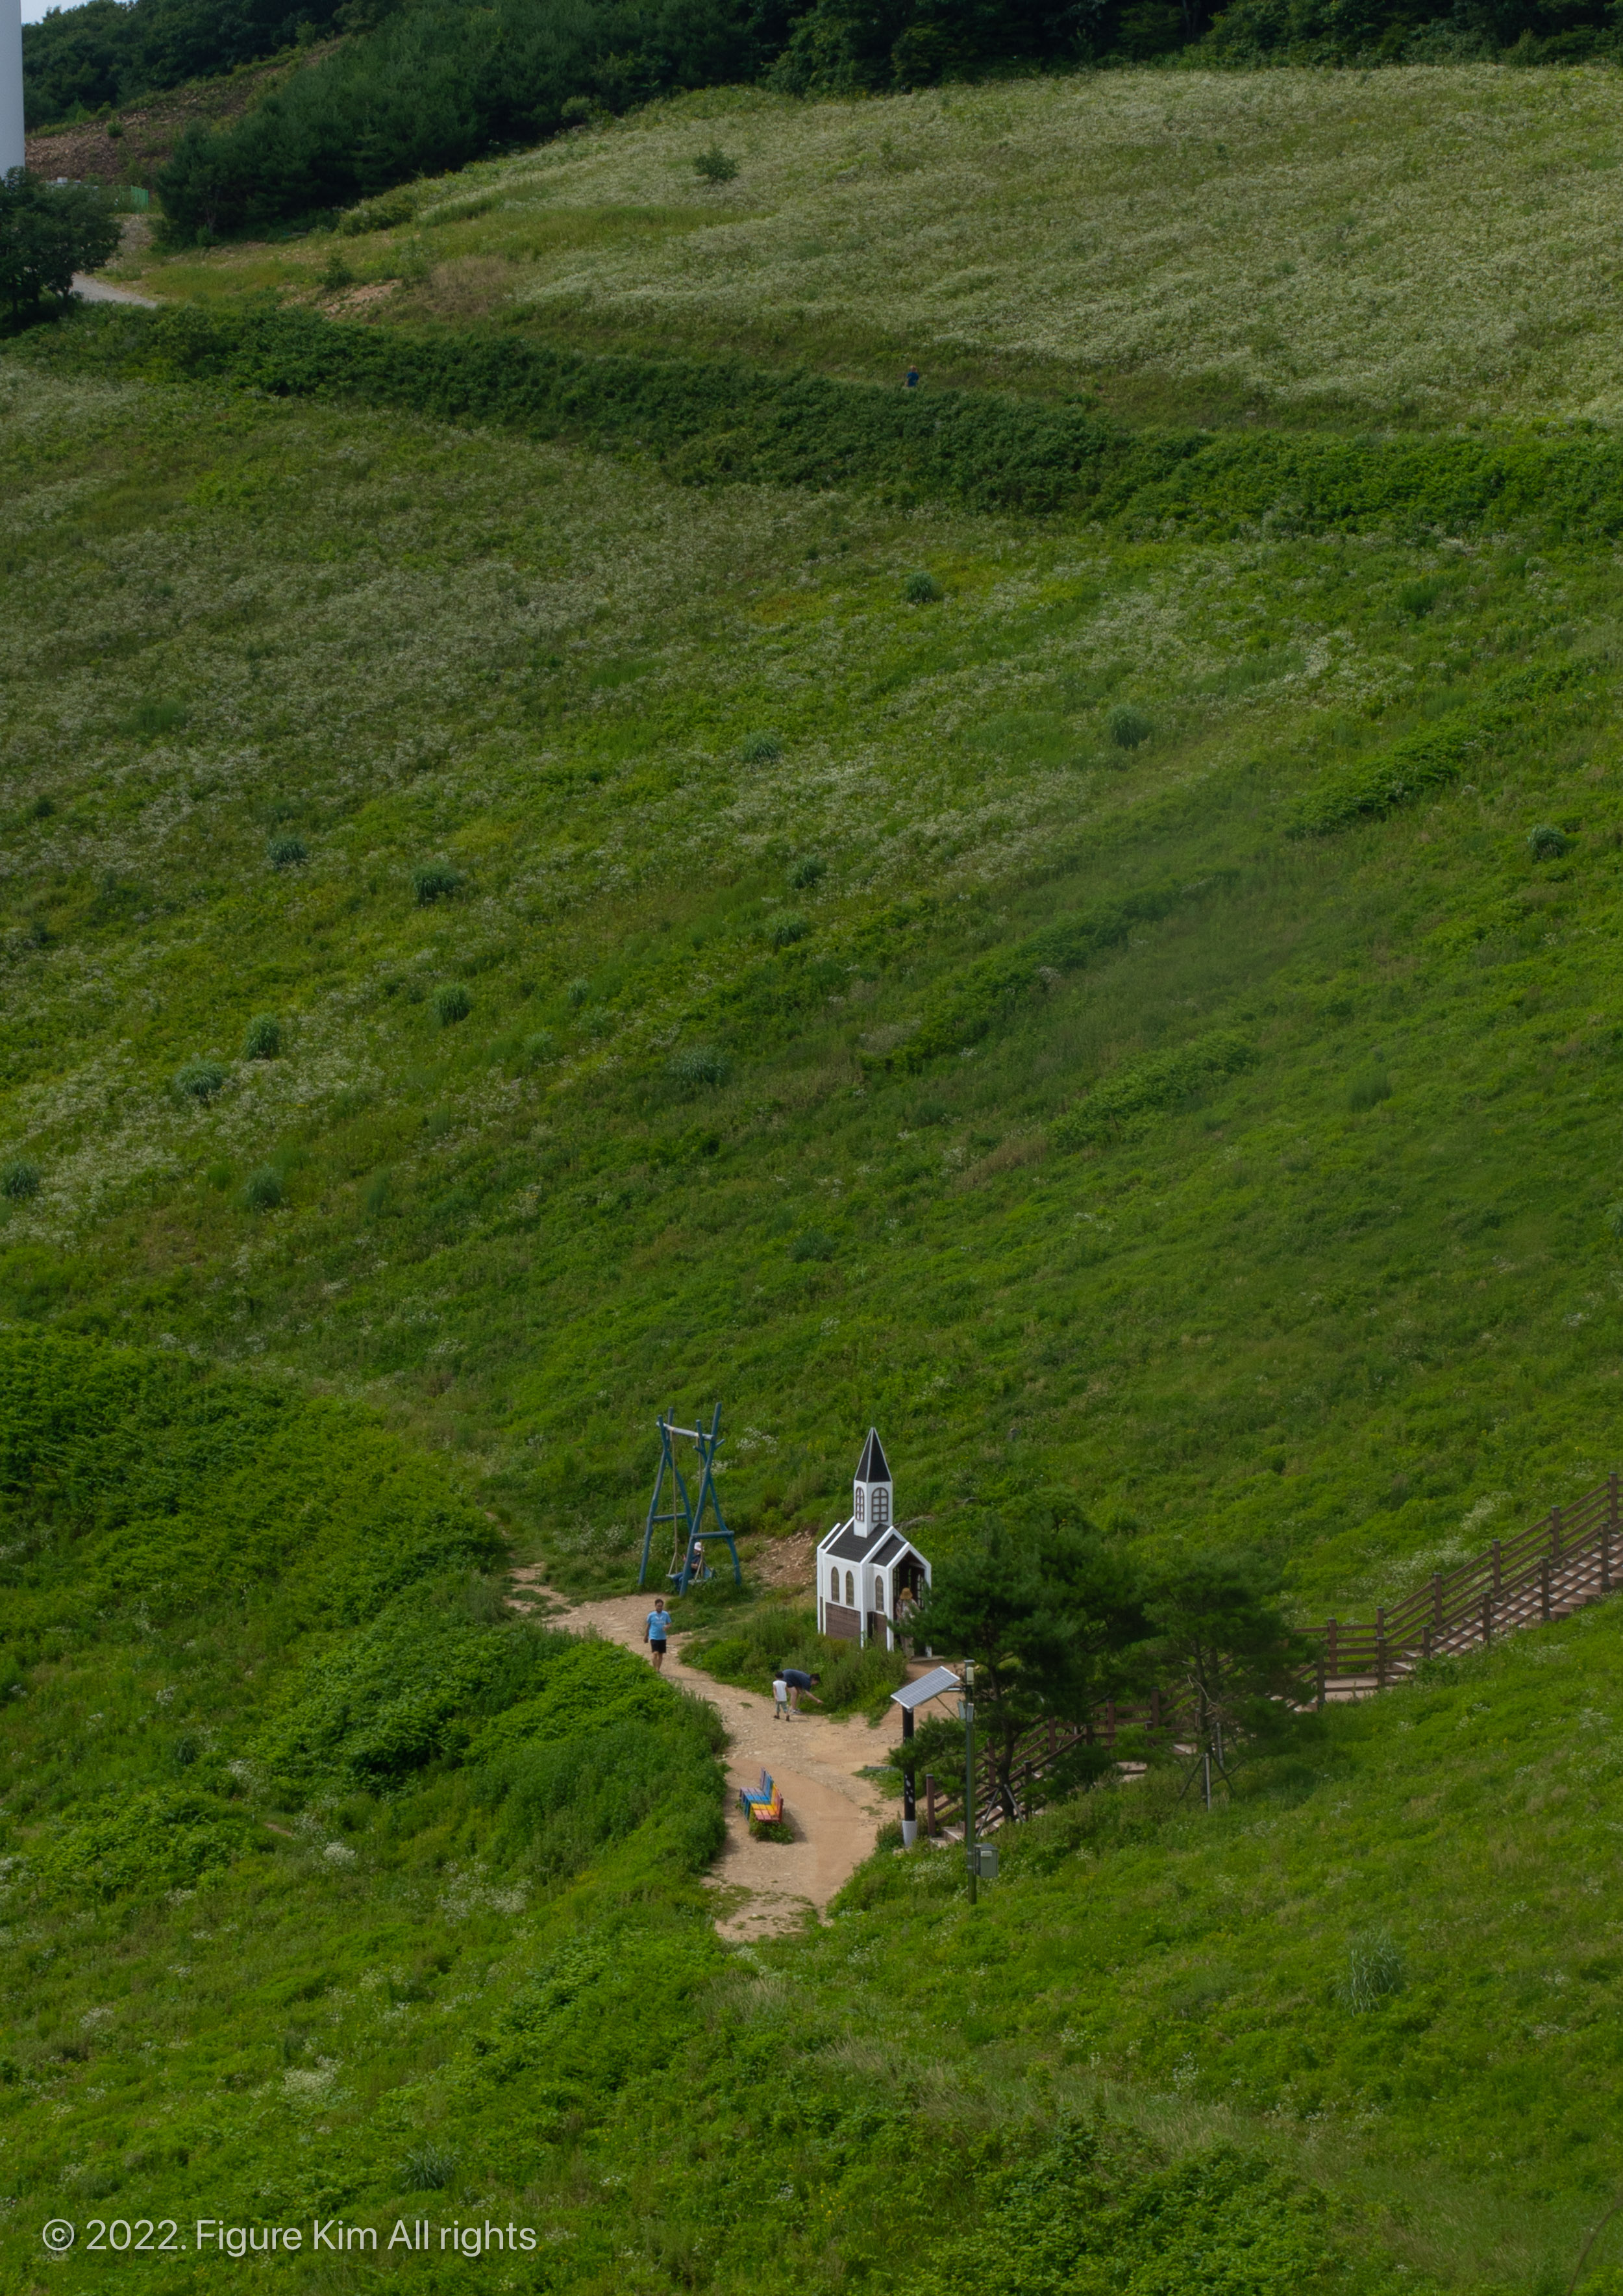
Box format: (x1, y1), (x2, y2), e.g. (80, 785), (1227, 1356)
(4, 308), (1622, 1619)
(112, 70), (1623, 426)
(7, 1327), (1623, 2291)
(10, 60), (1623, 2290)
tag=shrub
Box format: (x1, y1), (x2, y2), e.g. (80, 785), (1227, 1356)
(412, 862), (460, 905)
(768, 912), (809, 949)
(1607, 1203), (1623, 1240)
(268, 834), (308, 869)
(0, 173), (121, 319)
(244, 1166), (284, 1210)
(904, 570), (941, 603)
(741, 731), (782, 763)
(364, 1171), (392, 1217)
(1109, 705), (1152, 749)
(320, 250), (354, 292)
(1, 1160), (41, 1201)
(566, 978), (591, 1007)
(1339, 1927), (1405, 2012)
(242, 1014), (281, 1060)
(400, 2146), (456, 2192)
(121, 697), (190, 738)
(339, 186), (422, 235)
(789, 1229), (834, 1262)
(693, 145), (739, 183)
(525, 1030), (556, 1062)
(434, 982), (472, 1026)
(174, 1059), (226, 1103)
(669, 1045), (730, 1090)
(1528, 823), (1571, 860)
(1348, 1071), (1393, 1112)
(787, 854), (826, 890)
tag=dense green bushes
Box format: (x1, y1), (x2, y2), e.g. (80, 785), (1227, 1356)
(22, 0), (364, 129)
(0, 1328), (503, 1629)
(41, 301), (1623, 543)
(155, 0), (771, 236)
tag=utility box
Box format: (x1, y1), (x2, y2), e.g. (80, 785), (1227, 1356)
(969, 1843), (998, 1880)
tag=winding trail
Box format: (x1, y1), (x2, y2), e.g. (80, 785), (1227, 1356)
(512, 1574), (911, 1939)
(71, 275), (160, 306)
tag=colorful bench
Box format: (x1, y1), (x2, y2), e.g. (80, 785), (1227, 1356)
(739, 1769), (784, 1827)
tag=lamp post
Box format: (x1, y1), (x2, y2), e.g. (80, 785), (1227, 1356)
(900, 1703), (916, 1848)
(961, 1660), (976, 1906)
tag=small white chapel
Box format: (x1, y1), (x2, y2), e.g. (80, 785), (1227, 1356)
(815, 1429), (932, 1649)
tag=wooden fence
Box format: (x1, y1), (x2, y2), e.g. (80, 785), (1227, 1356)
(917, 1474), (1623, 1840)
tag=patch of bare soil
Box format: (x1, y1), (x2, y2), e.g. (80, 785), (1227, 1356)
(752, 1529), (816, 1595)
(25, 44), (341, 187)
(325, 281), (400, 316)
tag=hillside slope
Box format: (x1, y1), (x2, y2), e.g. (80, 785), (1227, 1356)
(8, 1331), (1623, 2291)
(4, 322), (1623, 1619)
(111, 69), (1623, 426)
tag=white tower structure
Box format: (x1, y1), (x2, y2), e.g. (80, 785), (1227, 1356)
(851, 1425), (891, 1532)
(1, 0), (24, 179)
(816, 1429), (931, 1649)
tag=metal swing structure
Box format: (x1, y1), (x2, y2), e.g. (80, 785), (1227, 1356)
(636, 1403), (742, 1596)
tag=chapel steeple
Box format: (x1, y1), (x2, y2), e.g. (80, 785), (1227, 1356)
(852, 1427), (892, 1537)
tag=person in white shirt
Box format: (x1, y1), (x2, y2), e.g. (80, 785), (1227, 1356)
(772, 1675), (789, 1721)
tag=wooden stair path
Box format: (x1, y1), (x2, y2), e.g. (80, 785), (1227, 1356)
(919, 1473), (1623, 1841)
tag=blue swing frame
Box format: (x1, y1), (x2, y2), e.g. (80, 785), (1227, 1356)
(636, 1403), (742, 1595)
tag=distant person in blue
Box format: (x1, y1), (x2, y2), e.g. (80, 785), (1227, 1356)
(644, 1597), (672, 1671)
(778, 1666), (821, 1717)
(904, 364), (920, 391)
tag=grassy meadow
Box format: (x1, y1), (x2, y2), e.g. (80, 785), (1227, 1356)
(106, 68), (1623, 426)
(5, 335), (1623, 1618)
(12, 59), (1623, 2293)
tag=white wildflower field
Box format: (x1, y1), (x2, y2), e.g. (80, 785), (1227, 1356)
(117, 68), (1623, 425)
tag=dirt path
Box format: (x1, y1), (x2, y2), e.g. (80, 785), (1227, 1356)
(72, 276), (160, 306)
(512, 1573), (913, 1940)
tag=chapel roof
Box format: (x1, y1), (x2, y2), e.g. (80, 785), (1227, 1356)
(854, 1427), (891, 1486)
(819, 1519), (926, 1567)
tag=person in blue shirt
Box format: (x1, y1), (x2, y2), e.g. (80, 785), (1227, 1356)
(777, 1666), (821, 1717)
(644, 1597), (672, 1671)
(904, 364), (920, 391)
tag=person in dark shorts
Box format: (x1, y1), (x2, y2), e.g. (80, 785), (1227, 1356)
(645, 1597), (672, 1671)
(778, 1667), (821, 1717)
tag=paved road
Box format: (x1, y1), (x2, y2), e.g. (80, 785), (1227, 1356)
(72, 275), (160, 306)
(512, 1573), (919, 1939)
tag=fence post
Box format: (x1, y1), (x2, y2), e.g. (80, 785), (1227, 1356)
(1552, 1505), (1563, 1561)
(1493, 1539), (1502, 1594)
(1376, 1606), (1387, 1690)
(1433, 1573), (1443, 1630)
(1106, 1701), (1116, 1749)
(1541, 1559), (1552, 1622)
(1327, 1618), (1338, 1682)
(1422, 1623), (1431, 1660)
(1606, 1473), (1617, 1593)
(1316, 1652), (1326, 1712)
(1483, 1591), (1493, 1647)
(925, 1774), (936, 1838)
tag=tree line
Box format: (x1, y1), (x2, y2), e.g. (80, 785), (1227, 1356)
(891, 1510), (1316, 1824)
(24, 0), (1616, 238)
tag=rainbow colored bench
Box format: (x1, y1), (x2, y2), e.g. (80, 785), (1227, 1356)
(739, 1769), (784, 1827)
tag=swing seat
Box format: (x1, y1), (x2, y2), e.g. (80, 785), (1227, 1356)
(739, 1769), (784, 1826)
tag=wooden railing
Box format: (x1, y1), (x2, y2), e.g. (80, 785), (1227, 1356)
(915, 1474), (1623, 1838)
(1311, 1472), (1622, 1696)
